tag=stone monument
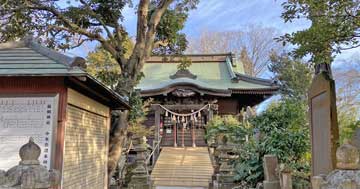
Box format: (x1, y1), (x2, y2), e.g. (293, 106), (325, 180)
(263, 155), (280, 189)
(0, 138), (61, 189)
(308, 63), (339, 176)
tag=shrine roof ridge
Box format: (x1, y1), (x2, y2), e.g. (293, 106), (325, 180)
(146, 53), (235, 63)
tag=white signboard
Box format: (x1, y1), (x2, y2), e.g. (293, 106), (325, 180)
(0, 96), (58, 170)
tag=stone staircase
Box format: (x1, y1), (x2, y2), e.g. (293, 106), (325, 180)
(151, 147), (213, 188)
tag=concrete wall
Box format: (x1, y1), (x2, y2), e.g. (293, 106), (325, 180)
(62, 89), (110, 189)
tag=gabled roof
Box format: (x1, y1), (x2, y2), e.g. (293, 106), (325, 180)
(0, 37), (130, 109)
(137, 53), (278, 97)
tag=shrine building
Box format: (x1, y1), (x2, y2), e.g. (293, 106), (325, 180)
(137, 54), (279, 149)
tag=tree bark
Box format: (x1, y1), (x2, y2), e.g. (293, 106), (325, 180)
(108, 110), (129, 178)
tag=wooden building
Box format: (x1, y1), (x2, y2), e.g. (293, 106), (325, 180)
(137, 54), (278, 148)
(0, 38), (129, 188)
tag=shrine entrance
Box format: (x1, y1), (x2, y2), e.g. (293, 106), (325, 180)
(162, 110), (207, 147)
(151, 104), (215, 149)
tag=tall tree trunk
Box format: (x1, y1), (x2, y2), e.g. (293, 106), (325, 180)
(108, 110), (129, 178)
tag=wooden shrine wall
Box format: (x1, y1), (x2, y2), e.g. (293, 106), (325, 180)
(62, 88), (110, 189)
(217, 98), (239, 115)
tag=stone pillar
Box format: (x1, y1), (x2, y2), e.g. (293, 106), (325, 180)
(0, 138), (61, 189)
(308, 63), (339, 176)
(128, 136), (151, 189)
(263, 155), (280, 189)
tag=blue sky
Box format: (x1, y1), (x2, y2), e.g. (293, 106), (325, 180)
(120, 0), (309, 37)
(70, 0), (358, 64)
(70, 0), (310, 56)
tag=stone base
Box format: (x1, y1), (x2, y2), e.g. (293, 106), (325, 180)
(263, 181), (280, 189)
(218, 182), (237, 189)
(128, 175), (151, 189)
(128, 183), (151, 189)
(217, 174), (235, 183)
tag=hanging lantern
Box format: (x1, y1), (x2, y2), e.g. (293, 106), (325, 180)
(165, 111), (168, 117)
(198, 111), (201, 118)
(181, 116), (185, 122)
(177, 116), (180, 122)
(190, 114), (194, 121)
(172, 115), (176, 121)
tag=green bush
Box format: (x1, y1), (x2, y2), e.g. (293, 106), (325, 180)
(206, 100), (311, 188)
(205, 115), (249, 144)
(233, 100), (311, 187)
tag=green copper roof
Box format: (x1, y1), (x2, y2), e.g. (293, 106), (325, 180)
(137, 54), (277, 96)
(0, 39), (85, 76)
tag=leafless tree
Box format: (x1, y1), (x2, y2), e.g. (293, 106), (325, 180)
(187, 25), (283, 76)
(334, 56), (360, 115)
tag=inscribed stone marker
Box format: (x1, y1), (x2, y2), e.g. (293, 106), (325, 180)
(263, 155), (280, 189)
(308, 63), (339, 176)
(351, 128), (360, 149)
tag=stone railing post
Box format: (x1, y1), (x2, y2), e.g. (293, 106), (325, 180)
(0, 138), (61, 189)
(128, 136), (151, 189)
(311, 141), (360, 189)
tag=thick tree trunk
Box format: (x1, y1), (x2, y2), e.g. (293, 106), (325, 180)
(108, 110), (129, 179)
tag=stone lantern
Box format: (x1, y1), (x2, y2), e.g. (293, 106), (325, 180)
(216, 135), (237, 189)
(128, 136), (151, 189)
(0, 138), (61, 189)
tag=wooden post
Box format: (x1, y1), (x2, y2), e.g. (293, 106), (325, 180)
(308, 63), (339, 176)
(182, 123), (185, 147)
(173, 123), (177, 147)
(192, 120), (196, 147)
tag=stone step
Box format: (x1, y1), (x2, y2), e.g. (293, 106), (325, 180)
(151, 172), (212, 180)
(153, 180), (210, 187)
(151, 175), (212, 179)
(152, 169), (213, 174)
(151, 147), (213, 188)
